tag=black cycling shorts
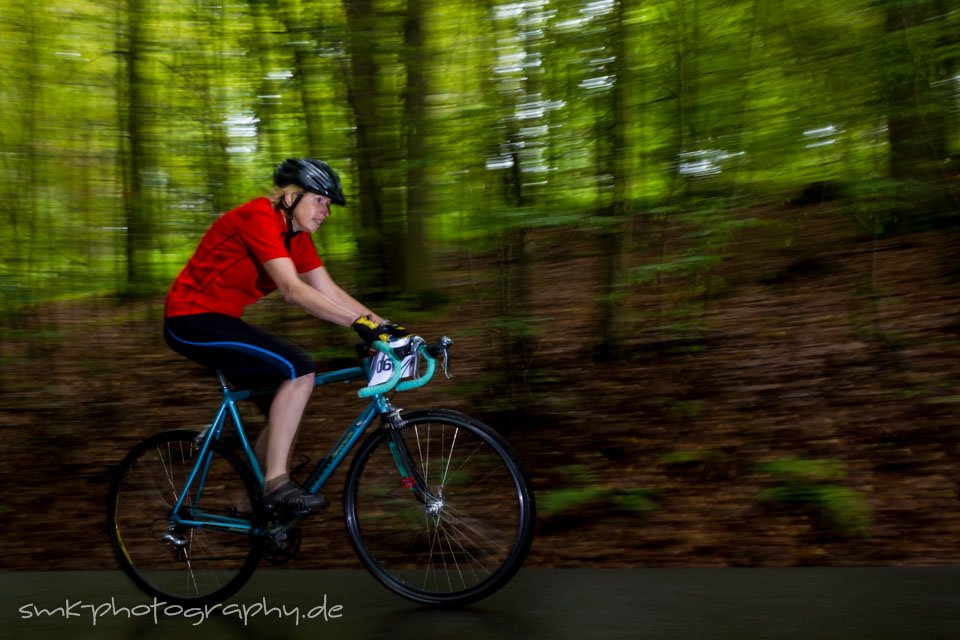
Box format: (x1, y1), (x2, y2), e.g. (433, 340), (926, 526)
(164, 313), (315, 390)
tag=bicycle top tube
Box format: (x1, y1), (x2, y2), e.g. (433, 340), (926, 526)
(223, 365), (366, 402)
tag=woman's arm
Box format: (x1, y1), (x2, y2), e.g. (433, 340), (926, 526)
(300, 266), (385, 324)
(262, 258), (366, 326)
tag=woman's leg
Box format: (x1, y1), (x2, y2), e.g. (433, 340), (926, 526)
(165, 314), (325, 509)
(262, 372), (314, 490)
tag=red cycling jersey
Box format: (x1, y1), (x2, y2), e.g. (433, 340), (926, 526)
(165, 197), (322, 318)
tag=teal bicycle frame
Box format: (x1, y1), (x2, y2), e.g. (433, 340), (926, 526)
(167, 339), (435, 537)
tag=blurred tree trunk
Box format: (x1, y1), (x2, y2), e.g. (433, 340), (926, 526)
(668, 0), (697, 200)
(8, 2), (46, 346)
(655, 0), (699, 339)
(23, 7), (39, 298)
(199, 4), (233, 214)
(345, 0), (389, 293)
(511, 4), (542, 316)
(596, 0), (630, 360)
(276, 0), (325, 155)
(403, 0), (432, 300)
(292, 43), (325, 156)
(118, 0), (153, 296)
(488, 0), (544, 409)
(884, 0), (954, 218)
(249, 0), (288, 160)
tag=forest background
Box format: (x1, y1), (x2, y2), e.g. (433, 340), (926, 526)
(1, 0), (959, 569)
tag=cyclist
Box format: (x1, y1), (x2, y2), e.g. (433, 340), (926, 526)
(164, 158), (403, 512)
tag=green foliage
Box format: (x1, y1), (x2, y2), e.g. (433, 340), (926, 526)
(661, 449), (725, 465)
(844, 178), (924, 235)
(538, 464), (601, 516)
(538, 464), (658, 517)
(630, 254), (724, 286)
(538, 487), (609, 517)
(665, 399), (705, 419)
(759, 458), (847, 483)
(556, 464), (596, 484)
(758, 457), (871, 537)
(538, 486), (659, 516)
(612, 488), (660, 514)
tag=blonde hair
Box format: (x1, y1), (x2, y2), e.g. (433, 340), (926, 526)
(269, 184), (303, 209)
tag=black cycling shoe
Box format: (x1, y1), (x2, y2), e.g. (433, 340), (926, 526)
(263, 481), (327, 513)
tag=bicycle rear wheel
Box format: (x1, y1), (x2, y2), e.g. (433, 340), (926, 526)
(108, 429), (263, 605)
(344, 409), (535, 606)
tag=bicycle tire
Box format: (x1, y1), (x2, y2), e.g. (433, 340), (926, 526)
(344, 409), (535, 606)
(107, 429), (263, 606)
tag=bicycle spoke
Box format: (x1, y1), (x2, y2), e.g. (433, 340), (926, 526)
(432, 519), (465, 590)
(437, 508), (510, 560)
(414, 424), (429, 487)
(440, 426), (459, 489)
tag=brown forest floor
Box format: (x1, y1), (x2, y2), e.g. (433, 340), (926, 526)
(1, 203), (960, 570)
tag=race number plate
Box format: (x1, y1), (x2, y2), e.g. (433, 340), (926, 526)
(367, 338), (416, 387)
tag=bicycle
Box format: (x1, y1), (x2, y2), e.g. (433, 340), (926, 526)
(107, 336), (535, 607)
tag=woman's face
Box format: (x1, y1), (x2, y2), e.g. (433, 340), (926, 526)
(289, 192), (331, 233)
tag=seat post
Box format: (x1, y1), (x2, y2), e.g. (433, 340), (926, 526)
(217, 371), (230, 392)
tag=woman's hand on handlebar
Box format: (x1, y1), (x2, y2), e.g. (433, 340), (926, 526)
(381, 320), (409, 339)
(351, 315), (411, 345)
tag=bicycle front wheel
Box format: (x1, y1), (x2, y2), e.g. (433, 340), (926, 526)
(107, 429), (263, 606)
(344, 409), (535, 606)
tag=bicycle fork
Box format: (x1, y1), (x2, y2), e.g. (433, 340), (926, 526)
(383, 408), (444, 516)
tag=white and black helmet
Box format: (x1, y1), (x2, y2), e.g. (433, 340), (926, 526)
(273, 158), (346, 206)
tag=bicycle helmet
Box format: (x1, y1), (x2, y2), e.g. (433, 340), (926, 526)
(273, 158), (346, 206)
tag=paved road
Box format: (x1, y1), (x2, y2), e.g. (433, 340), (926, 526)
(3, 568), (959, 640)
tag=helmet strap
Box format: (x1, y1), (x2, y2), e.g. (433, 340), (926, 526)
(279, 191), (307, 238)
(289, 191), (306, 212)
(279, 191), (306, 216)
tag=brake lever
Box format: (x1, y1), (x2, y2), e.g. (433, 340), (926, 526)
(437, 336), (453, 378)
(442, 349), (451, 378)
(408, 336), (425, 379)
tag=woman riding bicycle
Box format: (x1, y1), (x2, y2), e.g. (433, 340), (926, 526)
(164, 158), (403, 512)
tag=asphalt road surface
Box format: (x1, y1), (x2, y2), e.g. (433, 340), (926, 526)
(3, 568), (959, 640)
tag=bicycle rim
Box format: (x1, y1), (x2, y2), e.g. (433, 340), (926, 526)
(345, 411), (534, 606)
(108, 430), (262, 605)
